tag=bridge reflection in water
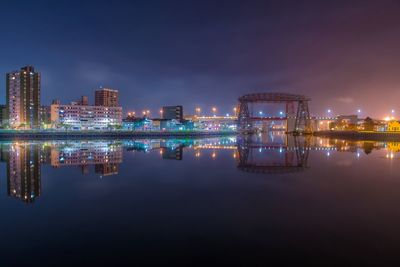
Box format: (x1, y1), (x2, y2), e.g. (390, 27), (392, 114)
(0, 136), (399, 204)
(236, 133), (310, 174)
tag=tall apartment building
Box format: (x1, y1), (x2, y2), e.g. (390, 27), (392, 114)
(95, 88), (119, 107)
(6, 66), (41, 129)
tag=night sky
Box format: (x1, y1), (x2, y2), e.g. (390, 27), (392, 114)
(1, 0), (400, 118)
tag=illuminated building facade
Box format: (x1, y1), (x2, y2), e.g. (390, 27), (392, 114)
(6, 66), (41, 129)
(387, 121), (400, 132)
(51, 99), (122, 130)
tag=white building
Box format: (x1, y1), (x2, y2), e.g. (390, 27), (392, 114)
(51, 102), (122, 130)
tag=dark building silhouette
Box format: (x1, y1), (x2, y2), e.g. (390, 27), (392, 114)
(95, 88), (119, 107)
(162, 105), (183, 121)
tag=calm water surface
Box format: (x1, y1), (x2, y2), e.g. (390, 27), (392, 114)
(1, 134), (400, 265)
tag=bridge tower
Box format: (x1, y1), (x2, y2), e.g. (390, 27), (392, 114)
(237, 93), (311, 134)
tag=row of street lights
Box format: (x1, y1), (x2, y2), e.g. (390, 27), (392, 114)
(129, 107), (399, 119)
(128, 107), (290, 118)
(127, 106), (234, 118)
(326, 109), (396, 117)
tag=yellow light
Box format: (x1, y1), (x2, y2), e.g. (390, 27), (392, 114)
(384, 116), (394, 121)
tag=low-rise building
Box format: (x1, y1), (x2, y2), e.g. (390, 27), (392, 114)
(51, 98), (122, 130)
(122, 117), (152, 130)
(387, 121), (400, 132)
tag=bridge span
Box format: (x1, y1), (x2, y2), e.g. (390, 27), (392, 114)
(237, 93), (311, 133)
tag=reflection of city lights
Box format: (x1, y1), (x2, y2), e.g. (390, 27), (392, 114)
(212, 152), (216, 158)
(387, 153), (395, 159)
(233, 153), (236, 159)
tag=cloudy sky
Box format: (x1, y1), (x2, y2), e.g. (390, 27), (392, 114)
(1, 0), (400, 118)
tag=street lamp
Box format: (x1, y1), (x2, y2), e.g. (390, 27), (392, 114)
(195, 107), (201, 116)
(212, 107), (217, 116)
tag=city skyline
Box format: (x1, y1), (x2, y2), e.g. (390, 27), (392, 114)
(1, 1), (400, 118)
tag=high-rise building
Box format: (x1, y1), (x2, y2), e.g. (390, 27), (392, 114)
(95, 88), (119, 107)
(162, 105), (183, 121)
(6, 66), (41, 129)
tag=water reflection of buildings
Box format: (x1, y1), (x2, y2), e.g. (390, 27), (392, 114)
(1, 136), (399, 204)
(0, 143), (42, 203)
(0, 141), (125, 204)
(50, 141), (123, 176)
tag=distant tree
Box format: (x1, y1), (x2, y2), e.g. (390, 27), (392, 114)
(363, 117), (375, 131)
(346, 123), (357, 130)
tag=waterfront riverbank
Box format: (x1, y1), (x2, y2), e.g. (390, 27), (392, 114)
(0, 130), (236, 140)
(314, 130), (400, 141)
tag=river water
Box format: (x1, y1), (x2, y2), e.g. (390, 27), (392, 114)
(1, 133), (400, 265)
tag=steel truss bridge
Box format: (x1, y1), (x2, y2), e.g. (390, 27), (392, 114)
(237, 93), (311, 133)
